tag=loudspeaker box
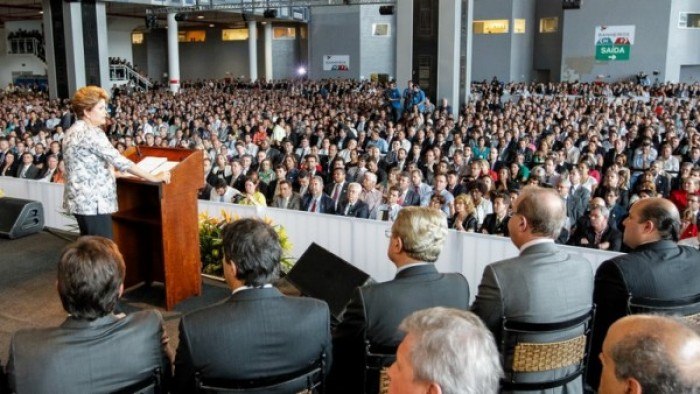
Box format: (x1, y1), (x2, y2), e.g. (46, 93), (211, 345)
(0, 197), (44, 239)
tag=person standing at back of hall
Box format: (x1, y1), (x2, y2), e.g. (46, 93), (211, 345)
(63, 86), (171, 238)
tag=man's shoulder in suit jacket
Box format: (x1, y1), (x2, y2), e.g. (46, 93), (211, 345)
(588, 240), (700, 389)
(7, 310), (168, 393)
(329, 264), (469, 393)
(173, 288), (331, 393)
(471, 242), (593, 341)
(403, 189), (422, 206)
(338, 199), (370, 218)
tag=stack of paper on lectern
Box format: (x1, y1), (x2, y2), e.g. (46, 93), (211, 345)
(136, 156), (178, 174)
(122, 156), (178, 178)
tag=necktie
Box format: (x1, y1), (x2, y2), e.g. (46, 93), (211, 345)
(346, 203), (353, 216)
(220, 195), (224, 202)
(310, 199), (317, 213)
(332, 183), (341, 202)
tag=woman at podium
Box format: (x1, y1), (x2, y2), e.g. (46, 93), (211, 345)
(62, 86), (171, 238)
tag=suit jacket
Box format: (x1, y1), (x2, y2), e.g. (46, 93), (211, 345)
(16, 164), (39, 179)
(480, 213), (511, 236)
(565, 187), (590, 225)
(7, 311), (169, 394)
(401, 189), (422, 206)
(301, 193), (336, 214)
(271, 193), (302, 210)
(567, 224), (622, 252)
(337, 199), (370, 218)
(173, 288), (332, 393)
(325, 181), (349, 208)
(471, 242), (593, 394)
(587, 240), (700, 389)
(329, 264), (469, 393)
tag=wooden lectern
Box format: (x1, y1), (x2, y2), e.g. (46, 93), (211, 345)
(114, 146), (203, 310)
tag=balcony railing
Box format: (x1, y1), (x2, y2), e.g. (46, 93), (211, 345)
(7, 37), (45, 63)
(109, 64), (153, 91)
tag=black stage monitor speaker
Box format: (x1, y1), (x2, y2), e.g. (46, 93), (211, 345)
(563, 0), (581, 9)
(379, 5), (394, 15)
(0, 198), (44, 239)
(286, 243), (373, 321)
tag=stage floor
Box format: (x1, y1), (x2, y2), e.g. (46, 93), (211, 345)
(0, 230), (232, 366)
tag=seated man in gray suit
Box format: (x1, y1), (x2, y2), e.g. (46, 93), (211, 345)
(471, 185), (594, 393)
(271, 179), (301, 210)
(6, 236), (172, 393)
(329, 206), (470, 393)
(173, 218), (332, 393)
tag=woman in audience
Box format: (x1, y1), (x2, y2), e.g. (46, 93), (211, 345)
(578, 160), (598, 194)
(238, 176), (267, 206)
(670, 176), (699, 212)
(283, 154), (299, 184)
(0, 151), (18, 177)
(448, 194), (478, 232)
(595, 167), (630, 209)
(680, 207), (698, 240)
(52, 159), (66, 184)
(258, 159), (275, 185)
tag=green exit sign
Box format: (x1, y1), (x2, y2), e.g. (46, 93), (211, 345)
(596, 44), (630, 61)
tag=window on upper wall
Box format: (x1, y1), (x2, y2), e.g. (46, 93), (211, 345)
(473, 20), (510, 34)
(222, 28), (249, 41)
(539, 17), (559, 33)
(178, 30), (206, 42)
(679, 12), (700, 28)
(132, 32), (144, 44)
(514, 19), (526, 34)
(273, 27), (296, 39)
(372, 23), (391, 36)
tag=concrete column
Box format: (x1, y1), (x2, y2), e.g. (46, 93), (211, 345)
(463, 0), (474, 104)
(437, 0), (461, 112)
(167, 13), (181, 93)
(248, 21), (258, 81)
(63, 1), (85, 94)
(95, 1), (109, 90)
(395, 0), (414, 84)
(264, 22), (273, 82)
(42, 0), (109, 98)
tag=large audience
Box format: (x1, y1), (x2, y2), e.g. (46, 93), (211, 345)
(1, 79), (700, 393)
(1, 78), (699, 248)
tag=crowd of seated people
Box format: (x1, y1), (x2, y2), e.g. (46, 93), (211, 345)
(2, 198), (699, 393)
(1, 78), (699, 248)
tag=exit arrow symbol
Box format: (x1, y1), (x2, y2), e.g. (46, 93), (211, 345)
(610, 55), (617, 60)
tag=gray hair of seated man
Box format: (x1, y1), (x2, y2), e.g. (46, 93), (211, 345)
(399, 307), (503, 394)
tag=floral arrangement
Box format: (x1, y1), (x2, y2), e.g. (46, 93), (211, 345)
(199, 210), (294, 278)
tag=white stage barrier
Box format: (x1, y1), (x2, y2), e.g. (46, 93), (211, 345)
(1, 178), (620, 302)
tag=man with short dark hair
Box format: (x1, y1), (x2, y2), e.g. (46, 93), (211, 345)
(173, 219), (332, 392)
(471, 185), (593, 393)
(7, 236), (171, 393)
(587, 197), (700, 390)
(598, 314), (700, 394)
